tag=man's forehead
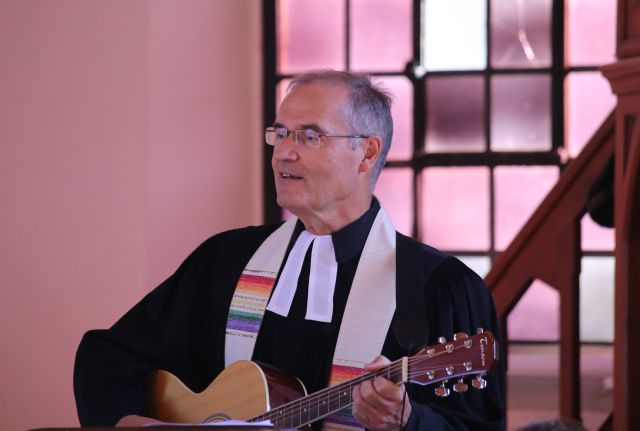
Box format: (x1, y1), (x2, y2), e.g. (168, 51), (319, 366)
(277, 82), (349, 124)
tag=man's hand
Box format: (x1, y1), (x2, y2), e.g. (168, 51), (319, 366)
(116, 414), (163, 427)
(351, 355), (411, 431)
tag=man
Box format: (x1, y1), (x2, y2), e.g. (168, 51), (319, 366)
(74, 70), (505, 430)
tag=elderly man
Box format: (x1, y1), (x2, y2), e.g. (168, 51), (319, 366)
(74, 70), (505, 430)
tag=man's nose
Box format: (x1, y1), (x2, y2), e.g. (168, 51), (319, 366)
(272, 133), (299, 161)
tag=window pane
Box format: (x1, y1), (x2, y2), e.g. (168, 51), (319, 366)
(421, 167), (489, 250)
(581, 214), (614, 252)
(566, 0), (616, 66)
(491, 74), (551, 151)
(565, 71), (616, 158)
(495, 166), (559, 250)
(351, 0), (411, 71)
(508, 279), (559, 341)
(580, 257), (614, 342)
(277, 0), (345, 73)
(423, 0), (487, 71)
(425, 75), (485, 153)
(490, 0), (551, 69)
(380, 76), (413, 160)
(456, 255), (491, 278)
(376, 168), (412, 236)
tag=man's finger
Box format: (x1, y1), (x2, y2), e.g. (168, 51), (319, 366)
(363, 355), (391, 372)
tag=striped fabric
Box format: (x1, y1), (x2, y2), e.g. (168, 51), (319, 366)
(324, 364), (367, 430)
(224, 217), (297, 367)
(226, 272), (276, 336)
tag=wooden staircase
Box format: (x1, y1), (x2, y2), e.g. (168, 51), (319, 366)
(485, 112), (614, 427)
(486, 1), (640, 427)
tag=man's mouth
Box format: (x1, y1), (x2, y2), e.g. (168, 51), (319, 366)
(280, 172), (303, 179)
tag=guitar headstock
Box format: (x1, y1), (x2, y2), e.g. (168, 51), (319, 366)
(407, 329), (497, 397)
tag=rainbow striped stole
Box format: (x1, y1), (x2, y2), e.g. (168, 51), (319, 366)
(224, 217), (297, 366)
(322, 208), (397, 430)
(322, 363), (367, 430)
(226, 272), (277, 335)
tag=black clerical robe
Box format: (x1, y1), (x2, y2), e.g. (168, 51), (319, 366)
(74, 202), (505, 430)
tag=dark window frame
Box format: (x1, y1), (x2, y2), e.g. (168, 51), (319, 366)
(262, 0), (609, 262)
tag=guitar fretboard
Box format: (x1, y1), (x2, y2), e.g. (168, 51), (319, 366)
(250, 359), (405, 429)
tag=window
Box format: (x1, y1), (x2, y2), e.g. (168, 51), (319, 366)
(263, 0), (616, 342)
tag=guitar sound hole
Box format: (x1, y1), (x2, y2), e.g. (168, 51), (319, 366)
(204, 412), (232, 423)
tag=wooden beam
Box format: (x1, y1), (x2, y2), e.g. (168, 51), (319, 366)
(558, 222), (581, 421)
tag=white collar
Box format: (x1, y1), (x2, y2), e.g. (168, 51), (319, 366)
(265, 230), (338, 323)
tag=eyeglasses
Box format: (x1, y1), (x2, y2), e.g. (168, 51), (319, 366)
(265, 126), (368, 149)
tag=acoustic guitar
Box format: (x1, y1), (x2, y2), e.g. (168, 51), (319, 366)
(147, 330), (497, 429)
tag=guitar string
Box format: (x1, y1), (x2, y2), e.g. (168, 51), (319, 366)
(250, 344), (481, 426)
(250, 361), (406, 425)
(249, 342), (483, 427)
(253, 363), (473, 428)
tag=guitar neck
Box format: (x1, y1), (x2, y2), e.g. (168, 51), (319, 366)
(250, 358), (408, 429)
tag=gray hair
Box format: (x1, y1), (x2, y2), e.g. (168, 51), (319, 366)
(287, 70), (393, 185)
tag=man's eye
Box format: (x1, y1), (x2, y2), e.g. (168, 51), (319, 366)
(302, 129), (317, 142)
(276, 129), (288, 139)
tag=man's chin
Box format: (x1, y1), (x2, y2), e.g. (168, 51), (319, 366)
(276, 198), (303, 216)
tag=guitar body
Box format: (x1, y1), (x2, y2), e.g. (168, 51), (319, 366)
(147, 360), (307, 424)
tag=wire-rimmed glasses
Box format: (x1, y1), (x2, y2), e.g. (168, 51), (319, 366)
(265, 126), (368, 149)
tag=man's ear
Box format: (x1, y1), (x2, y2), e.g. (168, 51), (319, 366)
(358, 136), (382, 173)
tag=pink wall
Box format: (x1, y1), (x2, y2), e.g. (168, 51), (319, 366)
(0, 1), (261, 429)
(146, 1), (262, 287)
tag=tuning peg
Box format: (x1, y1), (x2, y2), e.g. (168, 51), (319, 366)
(438, 336), (447, 344)
(435, 382), (450, 397)
(453, 332), (468, 340)
(471, 375), (487, 389)
(453, 378), (468, 393)
(476, 327), (484, 334)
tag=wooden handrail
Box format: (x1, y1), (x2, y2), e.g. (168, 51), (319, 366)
(485, 111), (615, 424)
(486, 112), (614, 314)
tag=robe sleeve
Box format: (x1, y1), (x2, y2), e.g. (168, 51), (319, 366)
(402, 257), (506, 431)
(73, 226), (273, 426)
